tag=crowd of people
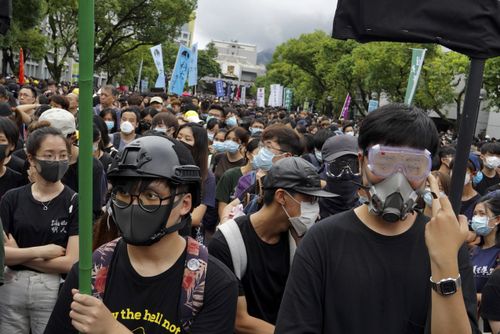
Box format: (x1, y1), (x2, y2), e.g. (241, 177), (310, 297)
(0, 76), (498, 333)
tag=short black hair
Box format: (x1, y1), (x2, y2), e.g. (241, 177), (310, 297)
(262, 124), (303, 156)
(358, 103), (439, 157)
(480, 142), (500, 155)
(313, 129), (335, 151)
(20, 85), (38, 99)
(439, 145), (456, 158)
(209, 104), (226, 117)
(0, 117), (19, 151)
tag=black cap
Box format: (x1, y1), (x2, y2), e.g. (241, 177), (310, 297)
(322, 135), (358, 162)
(263, 157), (338, 198)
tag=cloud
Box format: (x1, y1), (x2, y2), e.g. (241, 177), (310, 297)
(193, 0), (338, 51)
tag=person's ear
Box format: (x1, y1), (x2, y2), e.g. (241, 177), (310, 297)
(275, 189), (286, 206)
(179, 193), (192, 216)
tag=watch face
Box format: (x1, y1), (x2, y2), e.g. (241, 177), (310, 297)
(440, 280), (457, 295)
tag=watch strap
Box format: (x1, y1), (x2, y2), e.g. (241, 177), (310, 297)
(430, 274), (462, 296)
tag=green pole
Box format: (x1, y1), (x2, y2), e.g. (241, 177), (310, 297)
(78, 0), (94, 296)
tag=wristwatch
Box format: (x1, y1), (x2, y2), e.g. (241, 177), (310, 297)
(430, 274), (462, 296)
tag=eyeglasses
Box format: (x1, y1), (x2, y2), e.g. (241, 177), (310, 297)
(367, 144), (431, 181)
(326, 156), (360, 178)
(111, 188), (185, 212)
(259, 142), (286, 155)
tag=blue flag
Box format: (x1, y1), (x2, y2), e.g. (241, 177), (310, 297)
(168, 45), (192, 95)
(215, 80), (225, 97)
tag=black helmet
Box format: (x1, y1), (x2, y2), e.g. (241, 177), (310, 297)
(108, 135), (201, 207)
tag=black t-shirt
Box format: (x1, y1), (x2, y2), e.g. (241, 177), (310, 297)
(99, 151), (113, 173)
(0, 167), (24, 201)
(481, 269), (500, 321)
(1, 184), (78, 271)
(44, 239), (238, 334)
(211, 153), (246, 183)
(474, 172), (500, 195)
(208, 215), (290, 324)
(6, 154), (27, 177)
(62, 156), (105, 219)
(460, 193), (481, 220)
(274, 210), (480, 334)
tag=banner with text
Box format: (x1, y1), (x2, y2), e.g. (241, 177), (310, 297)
(150, 44), (165, 88)
(215, 80), (225, 97)
(188, 43), (198, 87)
(168, 45), (192, 95)
(404, 48), (427, 105)
(257, 87), (265, 107)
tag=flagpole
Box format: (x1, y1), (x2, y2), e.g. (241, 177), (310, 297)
(78, 0), (94, 297)
(136, 58), (143, 93)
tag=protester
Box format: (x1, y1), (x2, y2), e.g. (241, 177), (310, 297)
(99, 107), (118, 134)
(438, 145), (456, 176)
(475, 142), (500, 195)
(481, 268), (500, 333)
(450, 154), (482, 220)
(176, 123), (216, 243)
(211, 126), (249, 182)
(275, 104), (479, 333)
(319, 134), (360, 219)
(1, 126), (79, 334)
(209, 157), (336, 333)
(469, 193), (500, 308)
(44, 135), (238, 333)
(151, 112), (179, 137)
(216, 138), (260, 218)
(109, 107), (141, 151)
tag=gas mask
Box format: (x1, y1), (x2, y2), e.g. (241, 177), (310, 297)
(367, 172), (419, 223)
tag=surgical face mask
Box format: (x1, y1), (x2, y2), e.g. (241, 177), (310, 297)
(367, 172), (419, 223)
(154, 127), (167, 134)
(464, 173), (471, 186)
(120, 121), (135, 134)
(225, 140), (240, 154)
(226, 116), (237, 128)
(345, 131), (354, 136)
(252, 147), (275, 171)
(423, 188), (434, 207)
(314, 149), (323, 163)
(112, 196), (185, 246)
(207, 132), (215, 142)
(105, 121), (115, 131)
(35, 159), (69, 183)
(473, 171), (483, 185)
(282, 192), (320, 237)
(484, 156), (500, 169)
(249, 127), (263, 136)
(470, 215), (494, 236)
(212, 141), (227, 153)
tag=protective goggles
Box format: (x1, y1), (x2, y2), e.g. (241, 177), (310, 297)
(367, 144), (431, 181)
(326, 155), (360, 178)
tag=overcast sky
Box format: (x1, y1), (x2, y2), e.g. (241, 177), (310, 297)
(193, 0), (338, 51)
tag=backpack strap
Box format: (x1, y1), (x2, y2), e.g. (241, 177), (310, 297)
(112, 133), (121, 150)
(218, 219), (247, 280)
(288, 231), (296, 267)
(91, 238), (120, 300)
(180, 236), (209, 332)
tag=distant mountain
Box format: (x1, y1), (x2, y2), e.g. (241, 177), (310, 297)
(257, 48), (274, 65)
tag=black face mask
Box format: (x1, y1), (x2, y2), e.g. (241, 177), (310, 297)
(112, 193), (186, 246)
(35, 159), (69, 183)
(0, 144), (9, 161)
(319, 176), (361, 218)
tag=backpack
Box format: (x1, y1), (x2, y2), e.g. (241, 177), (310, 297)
(217, 217), (297, 280)
(91, 236), (208, 332)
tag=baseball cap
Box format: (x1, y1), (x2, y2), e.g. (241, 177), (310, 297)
(468, 152), (481, 172)
(150, 96), (163, 105)
(38, 108), (76, 136)
(263, 157), (338, 198)
(322, 135), (358, 163)
(184, 110), (201, 123)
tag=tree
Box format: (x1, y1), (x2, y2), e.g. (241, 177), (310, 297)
(42, 0), (78, 82)
(0, 0), (46, 76)
(197, 42), (221, 80)
(94, 0), (196, 78)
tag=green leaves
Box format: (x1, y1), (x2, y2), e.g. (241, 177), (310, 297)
(259, 31), (474, 120)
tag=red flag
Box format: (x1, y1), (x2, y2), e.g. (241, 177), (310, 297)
(18, 48), (25, 85)
(235, 85), (241, 100)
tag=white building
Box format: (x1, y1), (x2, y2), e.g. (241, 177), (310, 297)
(211, 40), (266, 83)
